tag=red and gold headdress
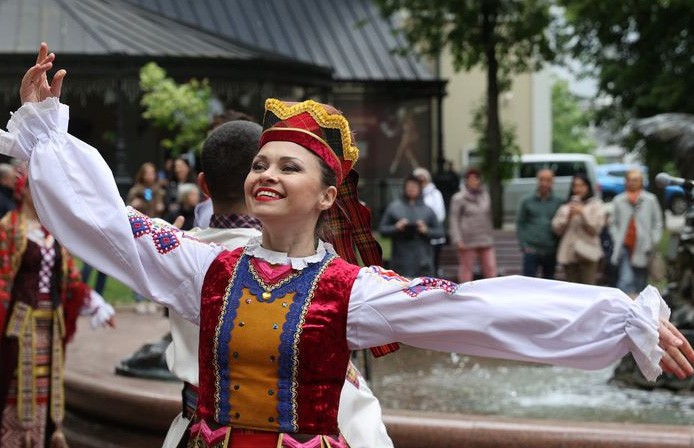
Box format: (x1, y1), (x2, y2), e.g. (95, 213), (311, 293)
(260, 98), (398, 357)
(259, 99), (358, 186)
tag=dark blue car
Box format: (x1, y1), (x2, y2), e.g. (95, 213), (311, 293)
(596, 164), (687, 214)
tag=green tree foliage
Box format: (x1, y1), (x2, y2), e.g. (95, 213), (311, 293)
(471, 101), (520, 182)
(556, 0), (693, 187)
(551, 78), (595, 153)
(139, 62), (212, 156)
(375, 0), (556, 227)
(557, 0), (694, 120)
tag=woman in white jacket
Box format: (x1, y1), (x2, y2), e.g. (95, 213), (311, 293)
(552, 173), (606, 285)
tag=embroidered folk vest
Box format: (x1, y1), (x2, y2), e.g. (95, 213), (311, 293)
(197, 247), (361, 435)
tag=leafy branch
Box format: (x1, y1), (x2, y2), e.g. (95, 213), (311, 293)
(139, 62), (212, 156)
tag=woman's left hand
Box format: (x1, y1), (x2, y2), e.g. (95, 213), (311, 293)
(658, 318), (694, 379)
(20, 42), (66, 104)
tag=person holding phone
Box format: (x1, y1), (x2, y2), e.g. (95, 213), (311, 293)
(127, 162), (166, 219)
(552, 173), (606, 285)
(379, 174), (444, 277)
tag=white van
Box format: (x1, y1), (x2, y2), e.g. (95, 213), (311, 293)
(503, 153), (600, 222)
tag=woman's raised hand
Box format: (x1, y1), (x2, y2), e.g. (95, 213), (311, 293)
(20, 42), (66, 104)
(658, 318), (694, 379)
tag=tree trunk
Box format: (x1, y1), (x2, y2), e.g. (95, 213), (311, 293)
(482, 6), (503, 228)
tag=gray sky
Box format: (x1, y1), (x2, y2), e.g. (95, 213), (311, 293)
(551, 63), (598, 98)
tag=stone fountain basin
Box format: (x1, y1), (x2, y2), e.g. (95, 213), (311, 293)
(64, 311), (694, 447)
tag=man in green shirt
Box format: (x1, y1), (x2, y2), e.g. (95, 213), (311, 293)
(516, 169), (564, 279)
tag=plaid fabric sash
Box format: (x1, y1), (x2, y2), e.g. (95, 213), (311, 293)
(324, 170), (399, 357)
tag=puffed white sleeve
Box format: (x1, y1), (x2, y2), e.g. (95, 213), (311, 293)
(347, 269), (669, 382)
(0, 98), (222, 323)
(80, 290), (115, 329)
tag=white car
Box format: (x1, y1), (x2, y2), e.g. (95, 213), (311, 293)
(503, 153), (600, 223)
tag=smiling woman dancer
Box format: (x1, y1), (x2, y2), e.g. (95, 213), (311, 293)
(1, 43), (693, 448)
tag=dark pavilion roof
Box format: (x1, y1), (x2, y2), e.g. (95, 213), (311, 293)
(0, 0), (442, 102)
(0, 0), (333, 100)
(0, 0), (297, 59)
(125, 0), (438, 83)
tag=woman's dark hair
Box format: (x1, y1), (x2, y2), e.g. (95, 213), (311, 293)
(318, 157), (338, 191)
(174, 157), (196, 183)
(315, 156), (338, 241)
(402, 174), (422, 198)
(567, 172), (594, 202)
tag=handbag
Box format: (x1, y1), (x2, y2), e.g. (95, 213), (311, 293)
(573, 239), (603, 262)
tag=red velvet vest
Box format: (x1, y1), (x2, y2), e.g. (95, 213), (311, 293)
(197, 247), (361, 435)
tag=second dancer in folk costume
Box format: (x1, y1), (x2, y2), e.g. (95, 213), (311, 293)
(0, 173), (115, 448)
(2, 45), (694, 447)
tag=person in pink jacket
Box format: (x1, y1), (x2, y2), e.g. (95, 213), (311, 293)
(448, 168), (497, 282)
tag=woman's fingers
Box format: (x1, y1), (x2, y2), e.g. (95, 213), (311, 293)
(660, 348), (692, 380)
(20, 46), (65, 103)
(20, 64), (44, 103)
(660, 320), (694, 361)
(662, 319), (693, 346)
(659, 319), (686, 347)
(19, 42), (55, 103)
(19, 62), (51, 103)
(35, 42), (48, 64)
(50, 69), (67, 98)
(670, 344), (693, 377)
(658, 319), (694, 379)
(22, 61), (51, 84)
(660, 357), (684, 379)
(33, 46), (55, 88)
(38, 53), (55, 68)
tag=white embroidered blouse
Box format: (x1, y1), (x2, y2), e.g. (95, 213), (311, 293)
(0, 98), (668, 382)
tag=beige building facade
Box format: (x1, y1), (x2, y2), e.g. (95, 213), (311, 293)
(438, 50), (552, 172)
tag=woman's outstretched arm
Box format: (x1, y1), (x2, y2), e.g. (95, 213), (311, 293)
(0, 43), (222, 323)
(348, 270), (694, 382)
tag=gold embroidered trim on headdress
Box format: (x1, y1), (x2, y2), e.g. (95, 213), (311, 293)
(264, 99), (359, 162)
